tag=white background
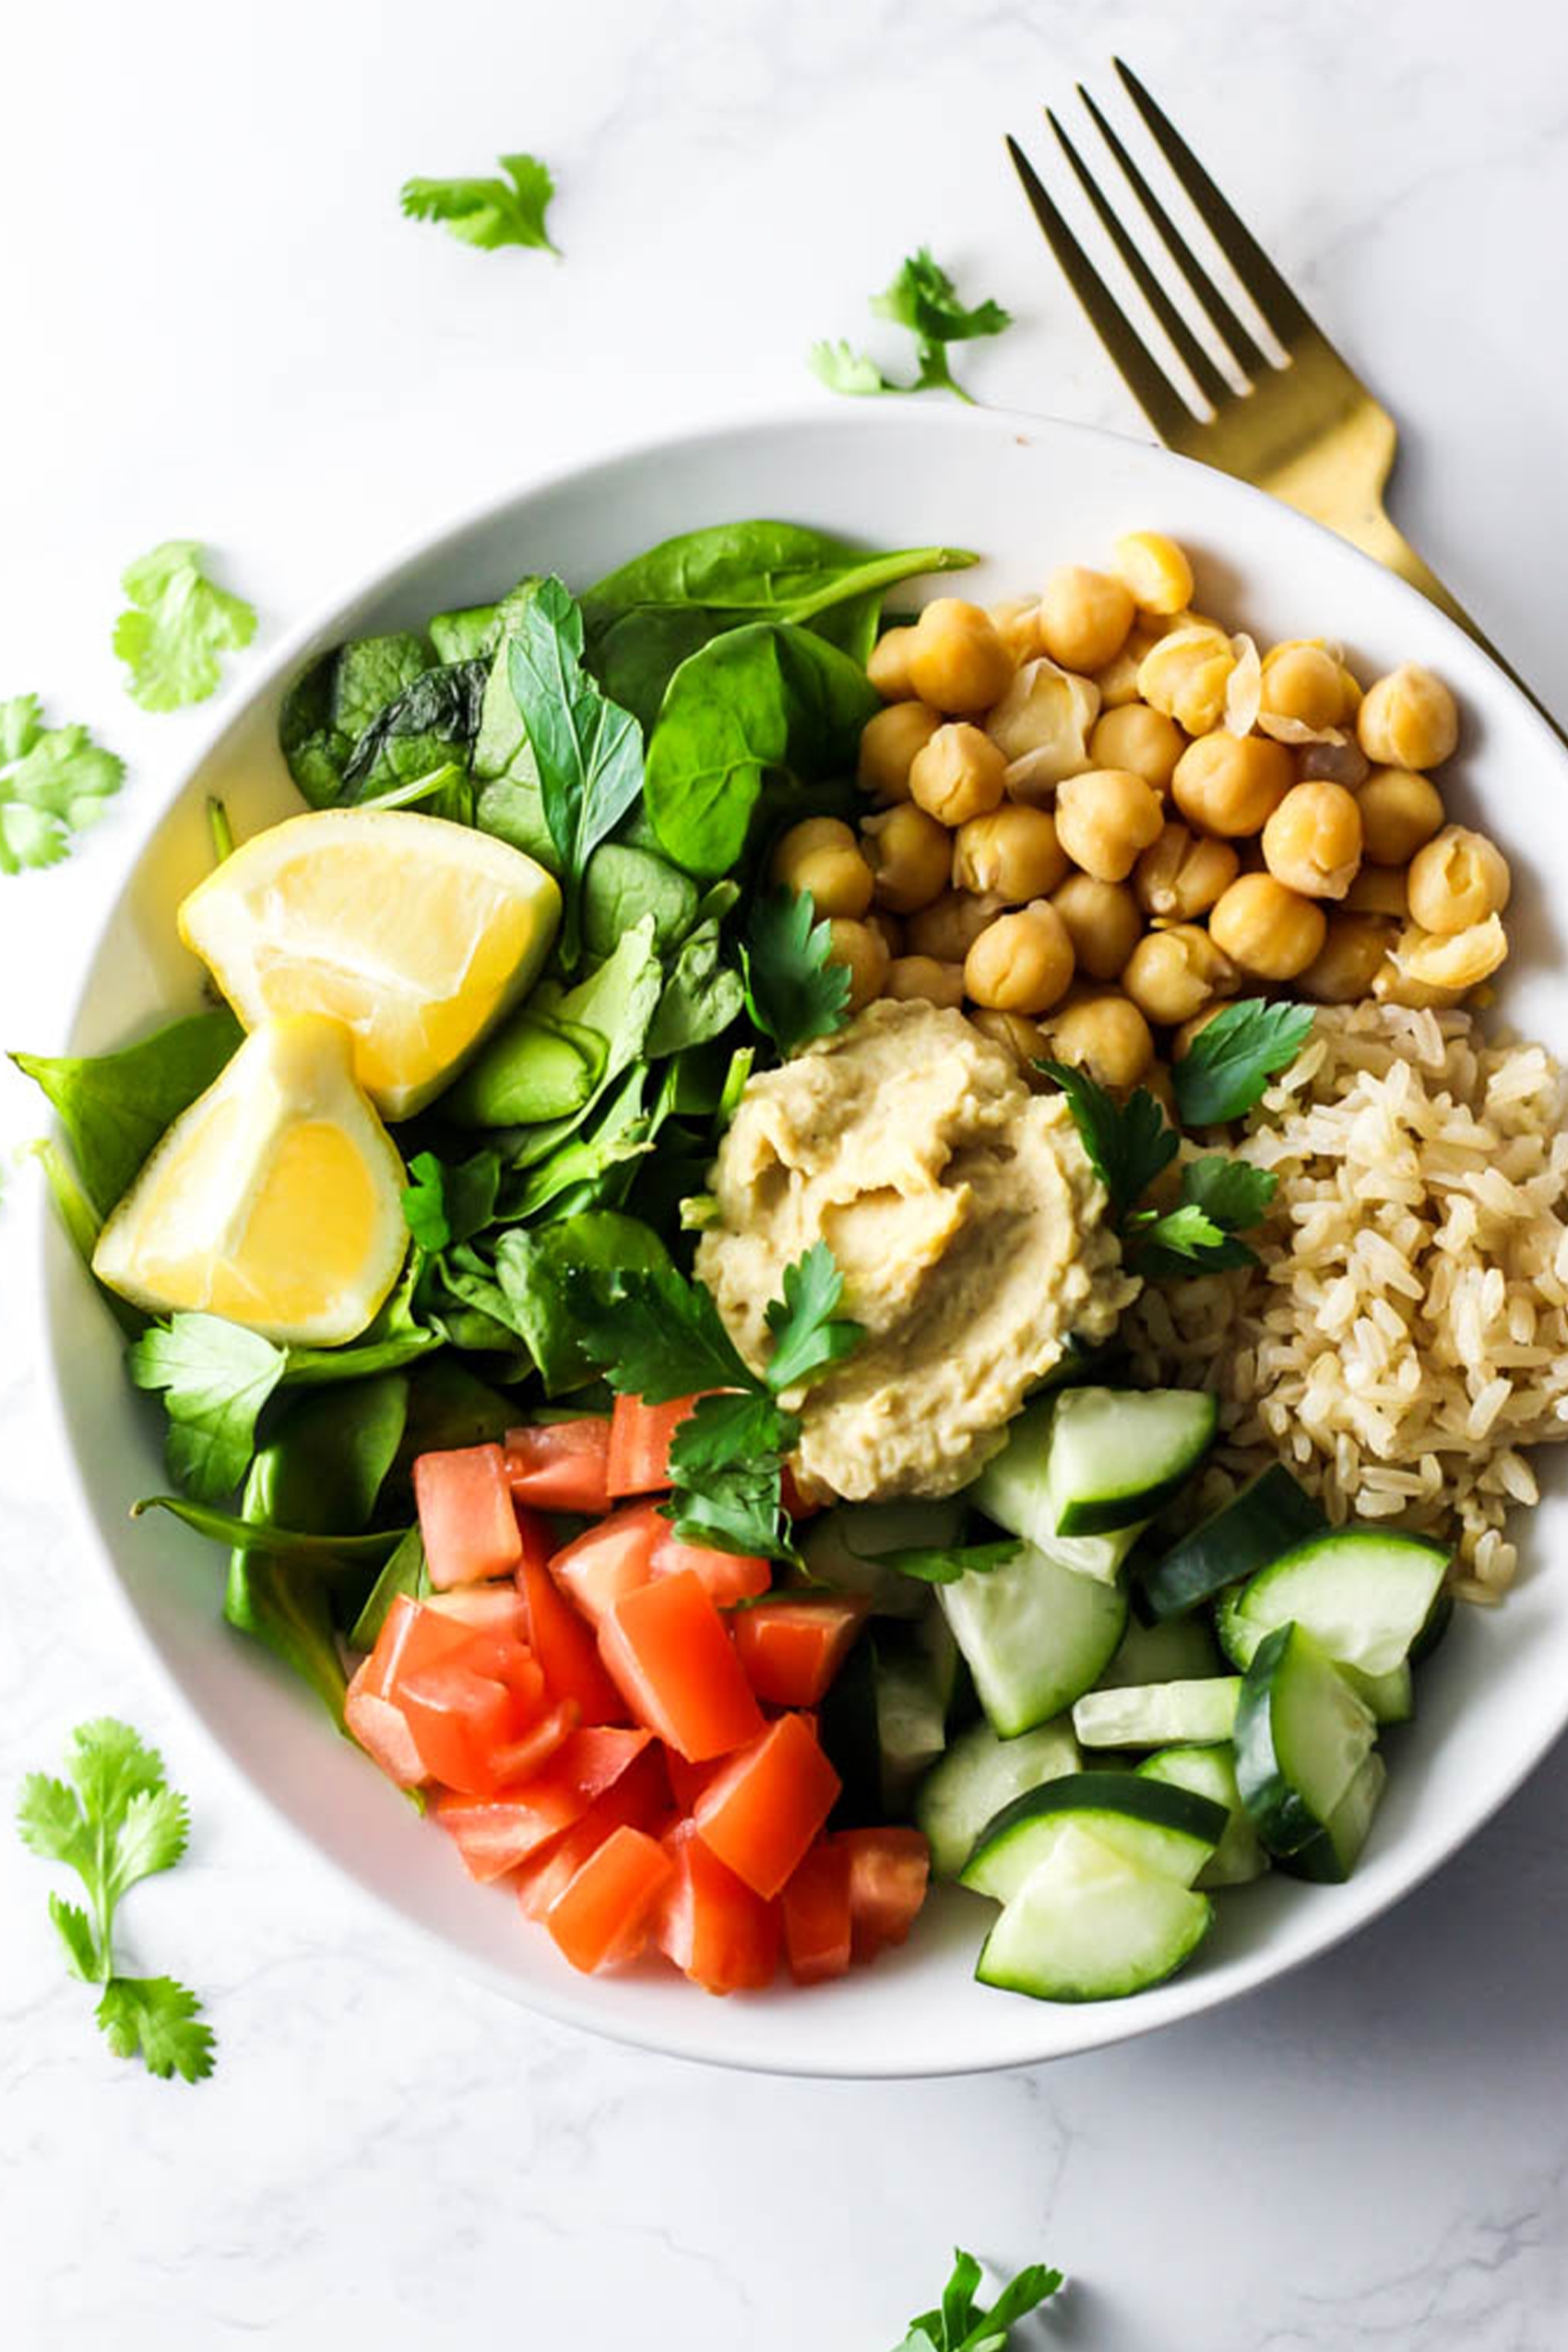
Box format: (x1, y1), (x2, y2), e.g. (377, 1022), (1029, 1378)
(4, 1), (1568, 2345)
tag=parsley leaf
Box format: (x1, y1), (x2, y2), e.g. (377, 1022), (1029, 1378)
(863, 1538), (1021, 1586)
(1038, 1059), (1178, 1221)
(741, 887), (851, 1057)
(113, 540), (256, 712)
(1173, 998), (1314, 1126)
(1131, 1155), (1277, 1277)
(763, 1239), (864, 1391)
(569, 1265), (756, 1404)
(128, 1313), (288, 1502)
(0, 693), (125, 873)
(400, 1148), (501, 1253)
(814, 248), (1013, 406)
(894, 2249), (1063, 2352)
(400, 151), (559, 255)
(808, 339), (894, 397)
(16, 1720), (213, 2082)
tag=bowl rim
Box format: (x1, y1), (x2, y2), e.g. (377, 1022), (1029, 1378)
(30, 398), (1568, 2077)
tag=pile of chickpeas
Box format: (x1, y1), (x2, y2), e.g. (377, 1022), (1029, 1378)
(770, 529), (1514, 1098)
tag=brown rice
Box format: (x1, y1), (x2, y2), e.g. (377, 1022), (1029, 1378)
(1123, 1004), (1568, 1601)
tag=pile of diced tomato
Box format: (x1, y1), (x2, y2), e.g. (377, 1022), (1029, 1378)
(345, 1395), (931, 1993)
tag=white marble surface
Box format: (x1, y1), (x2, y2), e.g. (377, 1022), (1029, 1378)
(4, 1), (1568, 2344)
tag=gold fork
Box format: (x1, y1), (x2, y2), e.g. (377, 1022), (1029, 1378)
(1008, 61), (1563, 743)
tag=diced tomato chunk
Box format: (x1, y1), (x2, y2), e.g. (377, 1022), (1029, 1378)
(414, 1444), (523, 1588)
(835, 1826), (932, 1961)
(655, 1824), (780, 1994)
(598, 1571), (766, 1762)
(606, 1393), (701, 1497)
(546, 1825), (674, 1973)
(514, 1742), (668, 1920)
(691, 1713), (840, 1898)
(398, 1656), (539, 1797)
(731, 1597), (868, 1707)
(505, 1418), (612, 1515)
(430, 1710), (588, 1882)
(649, 1525), (771, 1608)
(359, 1593), (473, 1705)
(344, 1675), (427, 1789)
(423, 1585), (529, 1641)
(486, 1698), (579, 1790)
(548, 1501), (665, 1626)
(664, 1749), (720, 1814)
(781, 1840), (853, 1985)
(518, 1536), (628, 1725)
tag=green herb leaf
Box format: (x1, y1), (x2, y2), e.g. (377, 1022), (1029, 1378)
(666, 1389), (791, 1481)
(17, 1772), (92, 1871)
(279, 632), (433, 807)
(763, 1239), (864, 1393)
(128, 1314), (288, 1503)
(865, 1538), (1021, 1586)
(1173, 999), (1314, 1127)
(95, 1977), (215, 2083)
(569, 1264), (757, 1403)
(816, 250), (1012, 409)
(665, 1459), (793, 1563)
(349, 1526), (430, 1651)
(49, 1892), (103, 1981)
(741, 887), (851, 1058)
(808, 340), (897, 397)
(400, 151), (559, 255)
(132, 1493), (404, 1564)
(113, 540), (256, 712)
(1038, 1060), (1178, 1221)
(492, 1210), (671, 1396)
(401, 1149), (502, 1253)
(894, 2250), (1063, 2352)
(12, 1008), (243, 1216)
(0, 694), (126, 873)
(1181, 1153), (1277, 1229)
(1131, 1153), (1276, 1278)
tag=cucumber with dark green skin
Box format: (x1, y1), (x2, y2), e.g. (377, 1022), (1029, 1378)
(1340, 1660), (1414, 1725)
(1218, 1527), (1451, 1681)
(1138, 1465), (1326, 1622)
(1233, 1621), (1378, 1858)
(1045, 1386), (1218, 1538)
(1281, 1752), (1387, 1884)
(917, 1716), (1080, 1882)
(1137, 1744), (1268, 1888)
(961, 1768), (1229, 1902)
(968, 1398), (1147, 1583)
(975, 1823), (1213, 2002)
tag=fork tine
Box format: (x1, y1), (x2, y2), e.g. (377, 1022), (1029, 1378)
(1004, 135), (1194, 444)
(1113, 59), (1313, 346)
(1075, 85), (1272, 382)
(1045, 107), (1233, 412)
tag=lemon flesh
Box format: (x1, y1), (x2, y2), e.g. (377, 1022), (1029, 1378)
(177, 808), (562, 1118)
(92, 1015), (410, 1346)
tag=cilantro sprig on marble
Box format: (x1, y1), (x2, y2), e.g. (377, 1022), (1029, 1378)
(400, 151), (559, 255)
(573, 1241), (862, 1561)
(895, 2247), (1063, 2352)
(0, 694), (125, 873)
(113, 540), (256, 712)
(16, 1719), (214, 2083)
(812, 248), (1013, 405)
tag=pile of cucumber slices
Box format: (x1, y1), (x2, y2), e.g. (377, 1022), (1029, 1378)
(810, 1386), (1453, 2003)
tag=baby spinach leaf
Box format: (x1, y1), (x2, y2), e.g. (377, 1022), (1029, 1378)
(644, 622), (880, 879)
(492, 1210), (671, 1394)
(396, 1358), (516, 1467)
(132, 1494), (403, 1564)
(13, 1008), (243, 1216)
(448, 916), (659, 1140)
(429, 604), (501, 663)
(279, 633), (431, 805)
(506, 1065), (655, 1219)
(581, 842), (699, 961)
(647, 916), (746, 1059)
(349, 1526), (430, 1651)
(740, 887), (850, 1058)
(340, 659), (488, 799)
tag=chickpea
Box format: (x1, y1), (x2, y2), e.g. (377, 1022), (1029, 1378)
(1141, 1060), (1180, 1124)
(984, 659), (1099, 795)
(968, 1007), (1049, 1075)
(1122, 924), (1240, 1026)
(867, 626), (918, 702)
(1357, 768), (1444, 865)
(857, 701), (942, 802)
(1095, 625), (1164, 709)
(1054, 767), (1165, 883)
(1300, 736), (1371, 790)
(884, 955), (966, 1009)
(1171, 731), (1295, 837)
(861, 802), (953, 914)
(770, 816), (874, 919)
(908, 599), (1015, 715)
(1261, 781), (1363, 899)
(952, 805), (1069, 902)
(964, 902), (1076, 1016)
(866, 909), (904, 959)
(909, 721), (1008, 826)
(1050, 874), (1142, 980)
(1371, 958), (1465, 1012)
(1300, 913), (1398, 1004)
(1171, 1004), (1231, 1060)
(1134, 822), (1240, 921)
(1209, 873), (1328, 979)
(1112, 531), (1194, 616)
(1389, 914), (1508, 993)
(1258, 641), (1353, 732)
(1045, 992), (1155, 1090)
(825, 918), (890, 1011)
(989, 599), (1043, 664)
(907, 887), (1007, 961)
(1088, 701), (1186, 792)
(1406, 825), (1511, 936)
(1357, 664), (1458, 771)
(1137, 624), (1236, 735)
(1345, 864), (1409, 919)
(1038, 565), (1135, 673)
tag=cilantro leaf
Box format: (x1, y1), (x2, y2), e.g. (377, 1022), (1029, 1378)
(667, 1460), (794, 1562)
(0, 694), (126, 873)
(667, 1390), (788, 1479)
(863, 1538), (1020, 1586)
(763, 1239), (864, 1392)
(400, 1148), (501, 1253)
(569, 1265), (757, 1403)
(103, 1787), (189, 1904)
(741, 888), (852, 1057)
(400, 151), (559, 255)
(17, 1772), (92, 1871)
(128, 1313), (288, 1502)
(49, 1892), (102, 1981)
(65, 1716), (168, 1832)
(815, 249), (1012, 407)
(808, 339), (899, 397)
(895, 2250), (1063, 2352)
(96, 1978), (215, 2083)
(1182, 1153), (1277, 1229)
(1173, 999), (1314, 1127)
(113, 541), (256, 712)
(1038, 1060), (1178, 1221)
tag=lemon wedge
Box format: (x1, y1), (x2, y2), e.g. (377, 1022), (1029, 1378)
(177, 808), (562, 1118)
(92, 1015), (409, 1346)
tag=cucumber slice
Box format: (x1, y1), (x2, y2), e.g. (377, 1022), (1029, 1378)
(961, 1768), (1228, 1900)
(1138, 1743), (1268, 1887)
(917, 1716), (1080, 1881)
(939, 1543), (1127, 1738)
(976, 1822), (1213, 2002)
(1234, 1621), (1378, 1857)
(1073, 1678), (1241, 1750)
(1045, 1386), (1218, 1538)
(1095, 1612), (1221, 1691)
(1218, 1528), (1450, 1679)
(797, 1501), (963, 1620)
(968, 1399), (1146, 1582)
(1282, 1751), (1387, 1883)
(1138, 1465), (1325, 1622)
(1341, 1660), (1414, 1725)
(870, 1624), (951, 1812)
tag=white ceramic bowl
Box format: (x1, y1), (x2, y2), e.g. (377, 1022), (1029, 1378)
(40, 408), (1568, 2077)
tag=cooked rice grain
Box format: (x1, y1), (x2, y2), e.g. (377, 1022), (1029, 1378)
(1124, 1004), (1568, 1598)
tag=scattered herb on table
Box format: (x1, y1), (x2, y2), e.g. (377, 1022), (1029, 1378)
(0, 693), (125, 874)
(16, 1719), (214, 2083)
(113, 540), (256, 712)
(740, 887), (851, 1057)
(894, 2247), (1064, 2352)
(400, 152), (559, 255)
(812, 247), (1013, 405)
